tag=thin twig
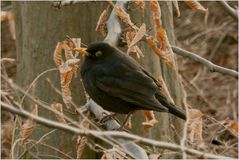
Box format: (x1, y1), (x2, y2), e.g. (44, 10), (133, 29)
(217, 0), (238, 21)
(172, 46), (238, 79)
(1, 102), (233, 159)
(20, 68), (58, 106)
(180, 81), (190, 159)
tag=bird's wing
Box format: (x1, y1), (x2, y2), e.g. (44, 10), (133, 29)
(95, 66), (168, 112)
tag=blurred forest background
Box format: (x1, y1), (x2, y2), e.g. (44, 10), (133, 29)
(1, 1), (238, 159)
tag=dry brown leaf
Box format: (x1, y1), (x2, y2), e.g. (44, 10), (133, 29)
(126, 30), (145, 58)
(184, 0), (208, 12)
(126, 31), (136, 46)
(129, 23), (146, 48)
(135, 46), (144, 58)
(22, 104), (38, 144)
(146, 36), (174, 68)
(156, 27), (176, 68)
(51, 103), (66, 123)
(229, 120), (239, 136)
(223, 119), (239, 136)
(114, 6), (137, 30)
(59, 58), (80, 108)
(133, 0), (145, 10)
(76, 136), (87, 159)
(150, 0), (161, 28)
(101, 148), (126, 159)
(54, 39), (81, 108)
(188, 109), (204, 147)
(1, 122), (13, 145)
(142, 110), (158, 129)
(96, 9), (109, 37)
(76, 112), (90, 159)
(156, 27), (167, 51)
(125, 115), (132, 129)
(149, 1), (175, 68)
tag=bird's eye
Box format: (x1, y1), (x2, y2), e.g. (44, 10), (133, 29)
(95, 51), (103, 57)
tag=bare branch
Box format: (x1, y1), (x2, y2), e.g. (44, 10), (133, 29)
(52, 1), (86, 8)
(1, 102), (233, 159)
(172, 46), (238, 79)
(104, 1), (128, 46)
(217, 1), (238, 21)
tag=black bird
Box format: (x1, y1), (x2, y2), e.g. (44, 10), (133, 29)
(75, 42), (186, 125)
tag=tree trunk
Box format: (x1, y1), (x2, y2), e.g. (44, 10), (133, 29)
(13, 1), (107, 159)
(129, 2), (184, 158)
(13, 1), (184, 159)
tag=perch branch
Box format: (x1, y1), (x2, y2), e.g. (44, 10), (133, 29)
(172, 46), (238, 79)
(217, 0), (238, 21)
(1, 102), (233, 159)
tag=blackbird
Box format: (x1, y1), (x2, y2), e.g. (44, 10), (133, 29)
(75, 42), (186, 122)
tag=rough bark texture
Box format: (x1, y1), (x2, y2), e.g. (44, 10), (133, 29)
(13, 2), (107, 159)
(13, 1), (183, 159)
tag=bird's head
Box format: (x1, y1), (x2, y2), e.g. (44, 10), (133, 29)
(74, 42), (114, 59)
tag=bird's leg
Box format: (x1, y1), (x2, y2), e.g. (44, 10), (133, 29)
(99, 112), (117, 125)
(118, 111), (133, 130)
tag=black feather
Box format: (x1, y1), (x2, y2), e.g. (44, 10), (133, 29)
(80, 42), (186, 120)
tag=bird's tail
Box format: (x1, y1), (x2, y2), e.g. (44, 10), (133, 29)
(167, 103), (186, 120)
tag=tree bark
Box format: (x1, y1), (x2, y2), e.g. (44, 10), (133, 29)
(13, 1), (107, 159)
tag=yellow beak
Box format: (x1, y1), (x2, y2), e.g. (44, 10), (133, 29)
(74, 47), (89, 56)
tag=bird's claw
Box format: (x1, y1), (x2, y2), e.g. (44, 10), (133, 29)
(99, 113), (117, 124)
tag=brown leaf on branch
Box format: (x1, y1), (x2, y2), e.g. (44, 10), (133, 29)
(126, 31), (143, 58)
(76, 112), (90, 159)
(129, 23), (146, 48)
(142, 110), (158, 129)
(96, 9), (109, 37)
(21, 104), (38, 144)
(184, 0), (208, 12)
(155, 27), (175, 68)
(133, 0), (145, 10)
(222, 119), (239, 137)
(229, 120), (239, 136)
(53, 42), (64, 67)
(51, 103), (66, 123)
(101, 148), (127, 159)
(53, 39), (81, 108)
(149, 0), (175, 68)
(76, 136), (87, 159)
(114, 6), (137, 30)
(125, 115), (132, 129)
(126, 24), (145, 58)
(156, 27), (167, 51)
(146, 36), (174, 68)
(150, 0), (161, 28)
(188, 109), (204, 147)
(59, 59), (80, 108)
